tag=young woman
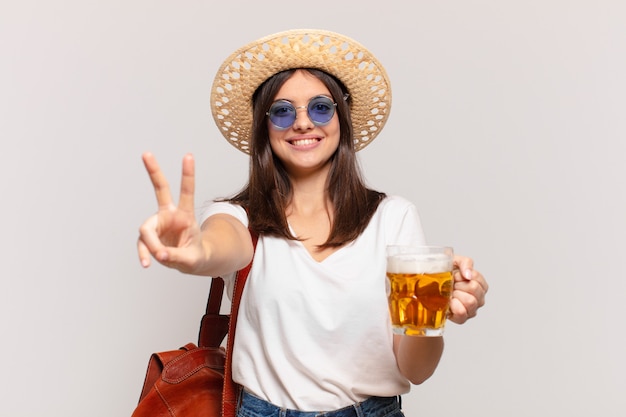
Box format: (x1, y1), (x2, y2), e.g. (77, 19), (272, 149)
(137, 29), (488, 417)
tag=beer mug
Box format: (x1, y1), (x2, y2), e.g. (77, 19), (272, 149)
(386, 245), (454, 336)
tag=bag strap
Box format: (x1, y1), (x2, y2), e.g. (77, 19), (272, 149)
(197, 277), (230, 348)
(222, 230), (258, 417)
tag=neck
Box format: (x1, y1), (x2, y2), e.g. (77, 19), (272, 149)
(286, 169), (331, 217)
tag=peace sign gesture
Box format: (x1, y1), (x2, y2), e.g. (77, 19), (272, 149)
(137, 152), (206, 274)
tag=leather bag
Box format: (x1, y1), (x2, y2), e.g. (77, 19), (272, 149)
(131, 232), (257, 417)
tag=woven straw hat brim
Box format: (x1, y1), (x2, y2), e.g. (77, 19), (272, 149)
(210, 29), (392, 154)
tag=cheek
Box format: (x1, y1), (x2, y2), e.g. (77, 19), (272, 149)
(268, 130), (286, 153)
(326, 118), (341, 142)
(266, 120), (279, 141)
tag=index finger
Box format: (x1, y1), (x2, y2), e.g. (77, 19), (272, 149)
(142, 152), (173, 209)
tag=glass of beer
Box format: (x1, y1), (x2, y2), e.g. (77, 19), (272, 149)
(386, 245), (454, 336)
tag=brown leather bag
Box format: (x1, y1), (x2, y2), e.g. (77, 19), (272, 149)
(131, 232), (257, 417)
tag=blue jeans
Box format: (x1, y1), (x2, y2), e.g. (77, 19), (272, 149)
(237, 390), (405, 417)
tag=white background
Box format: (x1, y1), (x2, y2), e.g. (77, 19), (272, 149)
(1, 1), (624, 416)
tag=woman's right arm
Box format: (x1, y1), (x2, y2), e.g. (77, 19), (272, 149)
(137, 152), (253, 277)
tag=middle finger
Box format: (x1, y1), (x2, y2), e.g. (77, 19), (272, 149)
(178, 153), (195, 213)
(454, 279), (486, 307)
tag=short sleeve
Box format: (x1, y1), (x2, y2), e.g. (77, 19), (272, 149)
(198, 201), (249, 227)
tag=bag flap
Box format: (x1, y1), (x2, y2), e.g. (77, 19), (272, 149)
(161, 346), (226, 383)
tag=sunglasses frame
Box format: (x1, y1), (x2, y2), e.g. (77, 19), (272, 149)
(266, 95), (338, 131)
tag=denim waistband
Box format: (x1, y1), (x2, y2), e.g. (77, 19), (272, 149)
(237, 390), (403, 417)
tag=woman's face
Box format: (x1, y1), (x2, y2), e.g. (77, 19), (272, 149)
(267, 70), (340, 177)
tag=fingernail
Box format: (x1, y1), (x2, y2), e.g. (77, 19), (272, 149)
(141, 258), (149, 268)
(464, 269), (473, 280)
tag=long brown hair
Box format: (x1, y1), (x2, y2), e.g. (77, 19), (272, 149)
(224, 68), (385, 249)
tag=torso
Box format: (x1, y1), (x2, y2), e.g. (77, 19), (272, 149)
(199, 195), (427, 411)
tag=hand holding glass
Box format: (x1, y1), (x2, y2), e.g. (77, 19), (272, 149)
(386, 246), (454, 336)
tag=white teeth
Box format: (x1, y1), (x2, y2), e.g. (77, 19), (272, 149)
(291, 138), (318, 146)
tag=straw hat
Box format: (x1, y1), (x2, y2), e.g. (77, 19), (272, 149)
(210, 29), (392, 154)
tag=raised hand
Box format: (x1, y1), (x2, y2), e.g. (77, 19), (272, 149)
(137, 152), (206, 273)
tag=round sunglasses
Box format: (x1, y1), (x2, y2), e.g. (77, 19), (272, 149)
(266, 95), (337, 130)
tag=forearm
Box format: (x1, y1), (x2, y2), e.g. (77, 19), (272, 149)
(194, 214), (254, 277)
(393, 335), (444, 385)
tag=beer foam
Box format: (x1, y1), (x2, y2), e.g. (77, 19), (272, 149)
(387, 254), (453, 274)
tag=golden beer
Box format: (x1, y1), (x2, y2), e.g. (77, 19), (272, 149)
(386, 246), (454, 336)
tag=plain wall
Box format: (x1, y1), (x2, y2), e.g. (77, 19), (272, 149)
(1, 1), (624, 415)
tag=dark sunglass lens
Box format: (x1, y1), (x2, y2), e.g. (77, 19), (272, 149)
(308, 97), (336, 125)
(268, 101), (296, 129)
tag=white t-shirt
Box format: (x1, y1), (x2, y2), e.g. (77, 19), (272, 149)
(200, 195), (426, 411)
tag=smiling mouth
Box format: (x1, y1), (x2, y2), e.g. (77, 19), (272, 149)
(289, 138), (320, 146)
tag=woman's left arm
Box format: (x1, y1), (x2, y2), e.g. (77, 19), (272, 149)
(449, 255), (489, 324)
(393, 255), (488, 384)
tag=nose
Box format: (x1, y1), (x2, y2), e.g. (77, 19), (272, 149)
(292, 105), (314, 130)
